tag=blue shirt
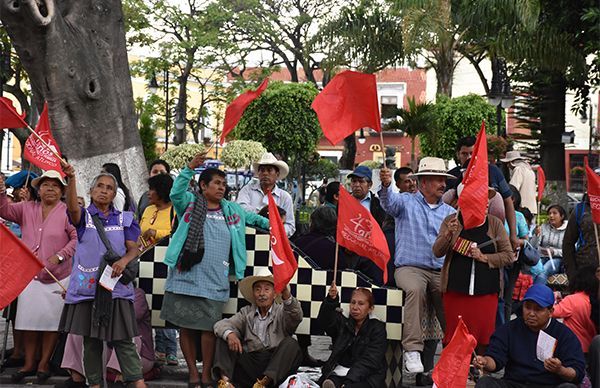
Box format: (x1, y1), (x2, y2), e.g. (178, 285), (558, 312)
(378, 187), (456, 269)
(359, 192), (372, 212)
(486, 317), (585, 385)
(504, 211), (528, 238)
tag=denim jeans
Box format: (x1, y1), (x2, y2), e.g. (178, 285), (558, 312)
(533, 258), (563, 285)
(154, 328), (178, 356)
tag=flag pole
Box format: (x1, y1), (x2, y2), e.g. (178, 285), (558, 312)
(595, 224), (600, 266)
(537, 202), (541, 227)
(379, 130), (386, 165)
(43, 267), (67, 293)
(22, 123), (66, 164)
(23, 164), (32, 188)
(333, 241), (340, 285)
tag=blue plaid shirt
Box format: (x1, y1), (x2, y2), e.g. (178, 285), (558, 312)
(378, 186), (456, 270)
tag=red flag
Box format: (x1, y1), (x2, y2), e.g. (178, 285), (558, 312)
(0, 223), (45, 310)
(220, 78), (269, 144)
(336, 188), (390, 283)
(458, 122), (489, 229)
(23, 103), (65, 176)
(0, 96), (28, 129)
(432, 317), (477, 388)
(311, 70), (382, 145)
(268, 191), (298, 293)
(585, 158), (600, 224)
(537, 166), (546, 201)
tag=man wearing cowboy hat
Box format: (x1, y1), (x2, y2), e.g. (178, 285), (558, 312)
(236, 152), (295, 236)
(212, 269), (303, 388)
(379, 157), (456, 374)
(501, 150), (537, 215)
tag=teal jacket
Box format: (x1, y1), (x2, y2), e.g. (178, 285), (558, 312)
(164, 166), (269, 279)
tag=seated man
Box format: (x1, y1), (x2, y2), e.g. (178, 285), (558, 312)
(474, 284), (586, 388)
(213, 269), (303, 388)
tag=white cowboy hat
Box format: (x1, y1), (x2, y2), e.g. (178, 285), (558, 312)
(410, 157), (456, 178)
(238, 267), (283, 305)
(31, 170), (67, 189)
(500, 151), (528, 163)
(252, 152), (289, 180)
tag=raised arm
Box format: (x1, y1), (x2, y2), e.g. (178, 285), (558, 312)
(0, 173), (25, 223)
(63, 163), (81, 226)
(433, 215), (460, 258)
(378, 168), (406, 217)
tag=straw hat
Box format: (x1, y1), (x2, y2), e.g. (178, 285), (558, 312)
(238, 267), (282, 305)
(31, 170), (67, 189)
(410, 157), (456, 178)
(500, 151), (528, 163)
(252, 152), (289, 180)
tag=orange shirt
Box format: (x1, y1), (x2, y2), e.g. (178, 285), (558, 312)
(552, 292), (597, 352)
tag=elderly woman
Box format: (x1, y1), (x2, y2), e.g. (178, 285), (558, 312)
(433, 187), (513, 354)
(317, 283), (387, 388)
(59, 163), (146, 388)
(0, 170), (77, 383)
(531, 204), (568, 284)
(160, 153), (269, 388)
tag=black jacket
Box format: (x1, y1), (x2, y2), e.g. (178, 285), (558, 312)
(317, 296), (387, 387)
(368, 194), (387, 227)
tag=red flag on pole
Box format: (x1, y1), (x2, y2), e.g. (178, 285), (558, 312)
(0, 97), (28, 129)
(0, 223), (45, 310)
(268, 191), (298, 293)
(220, 78), (269, 145)
(537, 166), (546, 201)
(432, 317), (477, 388)
(311, 70), (382, 145)
(23, 102), (65, 176)
(457, 122), (489, 229)
(585, 158), (600, 224)
(336, 188), (390, 284)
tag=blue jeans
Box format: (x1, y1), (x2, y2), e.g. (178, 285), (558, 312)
(533, 258), (563, 285)
(155, 328), (178, 356)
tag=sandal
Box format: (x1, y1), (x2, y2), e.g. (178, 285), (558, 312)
(36, 370), (52, 383)
(11, 369), (37, 383)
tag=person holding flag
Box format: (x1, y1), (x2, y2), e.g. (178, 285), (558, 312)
(379, 157), (456, 374)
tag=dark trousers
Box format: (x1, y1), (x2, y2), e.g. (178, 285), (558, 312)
(590, 335), (600, 388)
(503, 263), (522, 322)
(476, 376), (577, 388)
(324, 375), (372, 388)
(212, 336), (302, 388)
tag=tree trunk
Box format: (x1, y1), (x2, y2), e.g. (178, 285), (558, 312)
(339, 134), (356, 170)
(0, 0), (147, 198)
(539, 74), (567, 182)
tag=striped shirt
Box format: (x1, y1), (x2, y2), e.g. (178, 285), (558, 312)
(378, 186), (456, 270)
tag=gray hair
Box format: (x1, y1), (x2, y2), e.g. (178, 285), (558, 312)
(90, 173), (119, 191)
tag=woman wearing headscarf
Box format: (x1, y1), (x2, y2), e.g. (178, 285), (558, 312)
(0, 170), (77, 383)
(160, 153), (269, 388)
(59, 163), (146, 388)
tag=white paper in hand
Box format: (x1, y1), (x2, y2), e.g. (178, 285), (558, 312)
(99, 265), (122, 292)
(536, 330), (557, 362)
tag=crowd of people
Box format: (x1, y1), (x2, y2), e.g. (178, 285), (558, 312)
(0, 140), (599, 388)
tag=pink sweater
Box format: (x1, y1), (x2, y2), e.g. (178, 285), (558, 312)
(552, 291), (597, 352)
(0, 194), (77, 282)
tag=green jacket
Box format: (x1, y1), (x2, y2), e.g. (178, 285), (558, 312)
(164, 166), (269, 279)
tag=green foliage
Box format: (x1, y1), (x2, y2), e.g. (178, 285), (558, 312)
(134, 96), (161, 165)
(220, 140), (266, 169)
(306, 157), (340, 180)
(233, 81), (322, 174)
(359, 160), (382, 170)
(419, 94), (497, 161)
(160, 143), (206, 171)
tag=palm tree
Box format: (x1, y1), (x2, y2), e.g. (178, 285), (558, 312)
(384, 96), (437, 169)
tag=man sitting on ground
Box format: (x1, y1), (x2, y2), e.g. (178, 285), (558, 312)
(474, 284), (585, 388)
(213, 269), (303, 388)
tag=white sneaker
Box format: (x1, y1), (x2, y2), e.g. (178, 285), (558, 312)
(404, 351), (424, 373)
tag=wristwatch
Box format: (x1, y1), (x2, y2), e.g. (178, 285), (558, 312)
(57, 255), (64, 263)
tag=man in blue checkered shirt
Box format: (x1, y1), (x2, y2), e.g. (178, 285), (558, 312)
(379, 157), (457, 374)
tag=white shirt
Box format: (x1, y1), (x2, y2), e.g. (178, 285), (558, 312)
(510, 161), (537, 214)
(236, 181), (296, 236)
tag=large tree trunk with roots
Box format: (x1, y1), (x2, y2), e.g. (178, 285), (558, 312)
(0, 0), (146, 198)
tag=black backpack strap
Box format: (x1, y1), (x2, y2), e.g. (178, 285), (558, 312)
(91, 214), (117, 255)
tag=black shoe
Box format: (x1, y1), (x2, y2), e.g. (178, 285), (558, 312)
(415, 372), (434, 386)
(11, 369), (37, 383)
(37, 371), (52, 384)
(54, 377), (89, 388)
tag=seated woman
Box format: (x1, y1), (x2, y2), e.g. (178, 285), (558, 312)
(530, 204), (568, 284)
(317, 282), (387, 388)
(433, 187), (513, 354)
(552, 265), (598, 354)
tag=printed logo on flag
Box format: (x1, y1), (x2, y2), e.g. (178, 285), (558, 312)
(340, 214), (379, 257)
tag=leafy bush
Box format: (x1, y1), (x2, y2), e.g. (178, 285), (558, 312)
(160, 143), (205, 170)
(220, 140), (266, 169)
(359, 160), (382, 169)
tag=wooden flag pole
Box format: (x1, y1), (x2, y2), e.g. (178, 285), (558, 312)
(43, 267), (67, 293)
(379, 130), (386, 165)
(23, 164), (32, 188)
(537, 202), (541, 227)
(333, 241), (340, 285)
(22, 123), (66, 164)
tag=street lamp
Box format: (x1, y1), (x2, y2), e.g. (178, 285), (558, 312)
(580, 102), (596, 159)
(148, 72), (159, 95)
(358, 128), (367, 144)
(488, 57), (514, 137)
(174, 108), (186, 144)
